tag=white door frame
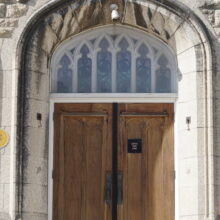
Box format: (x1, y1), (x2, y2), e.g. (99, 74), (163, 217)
(48, 93), (178, 220)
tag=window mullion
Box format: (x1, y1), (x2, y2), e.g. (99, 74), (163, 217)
(131, 50), (136, 93)
(73, 55), (79, 93)
(52, 64), (59, 93)
(152, 58), (156, 93)
(66, 51), (75, 93)
(112, 51), (117, 93)
(92, 50), (97, 93)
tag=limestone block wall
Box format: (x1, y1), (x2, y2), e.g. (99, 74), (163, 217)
(0, 0), (219, 220)
(0, 1), (28, 38)
(0, 2), (28, 218)
(0, 1), (49, 219)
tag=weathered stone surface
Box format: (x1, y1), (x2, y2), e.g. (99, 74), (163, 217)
(23, 184), (47, 214)
(0, 0), (218, 219)
(25, 99), (49, 128)
(200, 2), (220, 36)
(123, 2), (137, 26)
(6, 3), (27, 18)
(151, 10), (165, 36)
(25, 70), (49, 101)
(0, 212), (11, 220)
(0, 155), (10, 184)
(0, 3), (5, 18)
(0, 18), (17, 27)
(215, 27), (220, 35)
(22, 213), (48, 220)
(41, 24), (58, 54)
(25, 50), (48, 73)
(23, 156), (48, 186)
(59, 6), (75, 41)
(47, 13), (63, 35)
(215, 9), (220, 27)
(0, 184), (3, 209)
(0, 27), (12, 37)
(24, 127), (48, 159)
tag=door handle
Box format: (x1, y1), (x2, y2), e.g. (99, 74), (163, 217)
(105, 172), (112, 205)
(117, 172), (123, 204)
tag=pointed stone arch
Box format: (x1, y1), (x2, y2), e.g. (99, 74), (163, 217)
(16, 0), (215, 219)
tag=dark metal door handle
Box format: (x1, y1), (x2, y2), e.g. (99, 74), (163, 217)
(117, 173), (123, 204)
(105, 172), (112, 205)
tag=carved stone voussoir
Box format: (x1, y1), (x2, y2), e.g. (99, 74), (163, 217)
(42, 0), (178, 53)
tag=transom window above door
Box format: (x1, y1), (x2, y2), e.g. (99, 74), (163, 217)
(51, 26), (177, 94)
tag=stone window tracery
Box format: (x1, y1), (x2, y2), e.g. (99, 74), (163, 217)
(51, 26), (177, 94)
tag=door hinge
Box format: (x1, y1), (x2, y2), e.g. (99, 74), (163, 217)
(53, 112), (55, 121)
(173, 170), (176, 179)
(52, 170), (54, 179)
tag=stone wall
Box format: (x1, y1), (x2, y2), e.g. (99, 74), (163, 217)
(200, 2), (220, 35)
(0, 1), (27, 37)
(0, 0), (219, 220)
(0, 0), (48, 219)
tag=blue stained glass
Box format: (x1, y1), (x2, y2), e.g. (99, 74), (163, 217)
(57, 55), (72, 93)
(136, 44), (151, 93)
(156, 55), (171, 93)
(77, 45), (92, 93)
(97, 38), (112, 93)
(117, 38), (131, 93)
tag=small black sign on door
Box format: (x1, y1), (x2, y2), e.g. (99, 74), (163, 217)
(128, 139), (142, 153)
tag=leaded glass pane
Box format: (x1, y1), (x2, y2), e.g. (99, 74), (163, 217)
(97, 38), (112, 93)
(116, 38), (131, 93)
(77, 45), (92, 93)
(57, 55), (72, 93)
(51, 27), (177, 94)
(155, 55), (171, 93)
(136, 44), (151, 93)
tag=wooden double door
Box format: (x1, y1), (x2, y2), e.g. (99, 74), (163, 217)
(53, 103), (174, 220)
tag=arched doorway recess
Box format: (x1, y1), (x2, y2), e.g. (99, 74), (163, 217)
(16, 0), (214, 220)
(50, 25), (177, 220)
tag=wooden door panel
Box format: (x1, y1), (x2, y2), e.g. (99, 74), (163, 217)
(147, 118), (165, 220)
(118, 104), (174, 220)
(53, 104), (112, 220)
(53, 103), (174, 220)
(126, 118), (146, 220)
(64, 117), (83, 220)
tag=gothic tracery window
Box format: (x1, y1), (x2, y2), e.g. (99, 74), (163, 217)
(97, 38), (112, 93)
(51, 26), (177, 94)
(117, 38), (131, 93)
(136, 44), (151, 93)
(77, 45), (92, 93)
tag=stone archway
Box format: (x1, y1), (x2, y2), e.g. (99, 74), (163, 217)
(16, 0), (214, 219)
